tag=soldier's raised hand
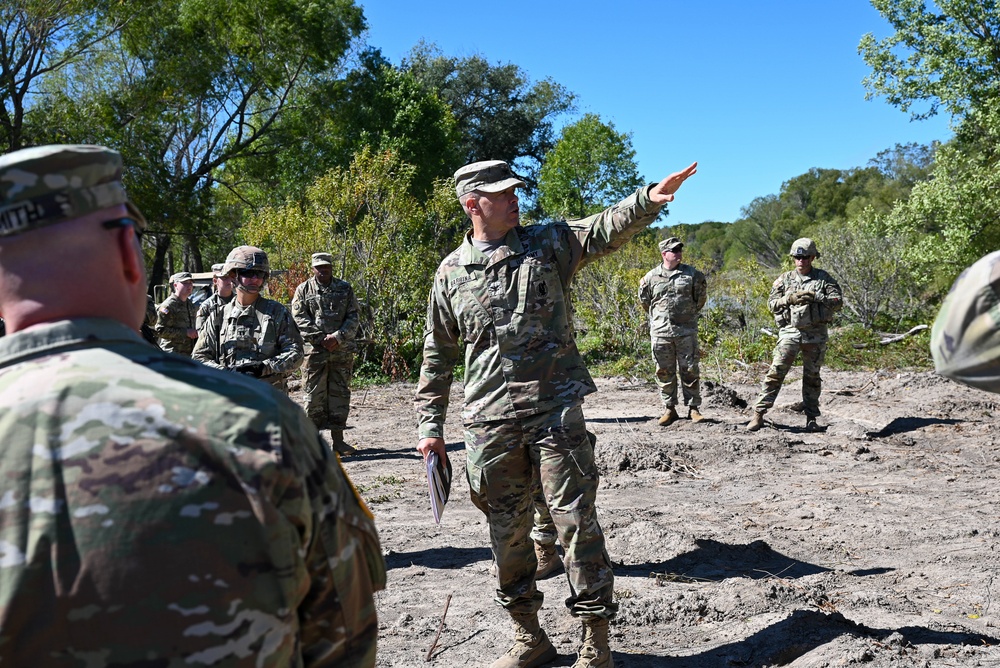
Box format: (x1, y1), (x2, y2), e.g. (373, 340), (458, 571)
(648, 162), (699, 204)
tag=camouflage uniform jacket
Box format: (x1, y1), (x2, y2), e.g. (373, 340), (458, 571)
(415, 185), (664, 439)
(767, 267), (843, 344)
(0, 318), (386, 667)
(931, 250), (1000, 391)
(193, 297), (304, 386)
(196, 291), (233, 332)
(155, 294), (196, 355)
(292, 277), (361, 355)
(638, 262), (707, 341)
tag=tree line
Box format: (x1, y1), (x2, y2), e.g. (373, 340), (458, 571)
(3, 0), (996, 378)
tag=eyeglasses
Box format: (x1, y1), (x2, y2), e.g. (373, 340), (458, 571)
(102, 217), (144, 241)
(237, 269), (267, 280)
(792, 255), (813, 260)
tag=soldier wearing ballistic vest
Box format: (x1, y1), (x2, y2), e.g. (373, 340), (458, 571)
(292, 252), (360, 455)
(193, 246), (304, 392)
(747, 238), (843, 432)
(155, 271), (197, 355)
(195, 262), (235, 332)
(0, 144), (385, 667)
(415, 158), (698, 668)
(639, 237), (708, 426)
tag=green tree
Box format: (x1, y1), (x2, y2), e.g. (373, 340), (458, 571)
(28, 0), (365, 287)
(0, 0), (131, 151)
(860, 0), (1000, 120)
(537, 113), (643, 219)
(404, 42), (575, 199)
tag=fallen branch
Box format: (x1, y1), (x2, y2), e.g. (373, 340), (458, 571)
(878, 324), (929, 345)
(425, 593), (453, 661)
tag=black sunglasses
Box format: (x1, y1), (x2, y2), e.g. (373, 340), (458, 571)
(237, 269), (267, 280)
(102, 217), (144, 241)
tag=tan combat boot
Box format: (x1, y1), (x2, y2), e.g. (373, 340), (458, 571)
(535, 542), (562, 579)
(746, 412), (765, 432)
(657, 407), (678, 426)
(490, 612), (557, 668)
(330, 429), (357, 456)
(572, 617), (613, 668)
(688, 407), (704, 423)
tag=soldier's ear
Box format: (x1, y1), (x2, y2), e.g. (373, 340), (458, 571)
(115, 224), (145, 288)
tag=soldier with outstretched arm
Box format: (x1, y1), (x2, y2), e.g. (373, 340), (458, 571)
(415, 159), (697, 668)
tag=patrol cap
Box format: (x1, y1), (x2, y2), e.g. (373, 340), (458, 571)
(0, 144), (146, 238)
(454, 160), (526, 199)
(658, 237), (684, 252)
(211, 263), (226, 277)
(789, 237), (820, 258)
(312, 252), (333, 267)
(170, 271), (193, 284)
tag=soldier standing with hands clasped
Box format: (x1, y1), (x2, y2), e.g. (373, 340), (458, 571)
(747, 238), (843, 432)
(415, 158), (697, 668)
(292, 252), (361, 455)
(639, 237), (707, 426)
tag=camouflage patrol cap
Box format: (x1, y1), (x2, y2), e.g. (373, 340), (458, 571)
(223, 245), (270, 275)
(211, 263), (226, 277)
(311, 252), (333, 267)
(658, 237), (683, 252)
(169, 272), (193, 284)
(789, 237), (820, 258)
(454, 160), (526, 199)
(0, 144), (146, 238)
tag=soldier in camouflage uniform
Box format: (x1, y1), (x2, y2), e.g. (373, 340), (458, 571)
(292, 252), (361, 456)
(639, 237), (708, 426)
(0, 144), (385, 667)
(193, 246), (304, 392)
(155, 271), (197, 355)
(195, 262), (234, 331)
(416, 159), (698, 668)
(931, 250), (1000, 391)
(747, 238), (843, 432)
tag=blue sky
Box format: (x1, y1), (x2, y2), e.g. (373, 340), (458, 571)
(358, 0), (952, 226)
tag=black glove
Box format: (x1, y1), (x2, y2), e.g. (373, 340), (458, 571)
(232, 360), (265, 378)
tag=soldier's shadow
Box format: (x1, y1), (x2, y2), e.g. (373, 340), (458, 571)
(385, 546), (492, 570)
(616, 538), (835, 581)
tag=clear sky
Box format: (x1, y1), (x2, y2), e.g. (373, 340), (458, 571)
(358, 0), (952, 226)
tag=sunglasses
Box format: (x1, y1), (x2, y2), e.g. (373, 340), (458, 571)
(237, 269), (267, 280)
(102, 217), (144, 241)
(792, 255), (813, 260)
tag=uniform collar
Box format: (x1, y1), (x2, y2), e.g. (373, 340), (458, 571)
(0, 318), (144, 367)
(459, 227), (525, 268)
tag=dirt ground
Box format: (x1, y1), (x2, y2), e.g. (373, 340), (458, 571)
(322, 367), (1000, 667)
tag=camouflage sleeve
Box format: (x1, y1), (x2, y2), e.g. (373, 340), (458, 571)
(638, 272), (652, 312)
(694, 269), (708, 311)
(334, 286), (361, 345)
(292, 283), (325, 346)
(285, 401), (385, 667)
(818, 272), (843, 312)
(155, 299), (191, 343)
(414, 274), (461, 440)
(560, 185), (665, 280)
(195, 299), (213, 332)
(192, 308), (225, 369)
(931, 251), (1000, 392)
(767, 274), (789, 314)
(266, 308), (305, 376)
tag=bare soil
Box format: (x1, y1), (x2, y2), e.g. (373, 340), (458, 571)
(319, 368), (1000, 667)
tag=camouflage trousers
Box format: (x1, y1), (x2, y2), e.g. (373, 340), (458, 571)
(652, 334), (701, 408)
(304, 350), (353, 430)
(753, 333), (827, 417)
(530, 472), (557, 546)
(464, 403), (616, 619)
